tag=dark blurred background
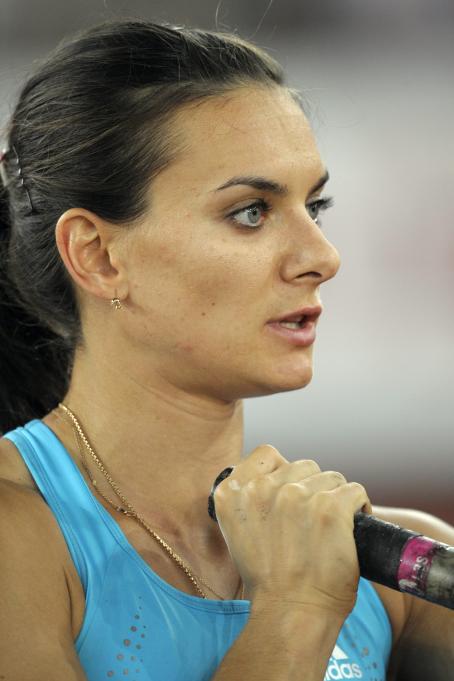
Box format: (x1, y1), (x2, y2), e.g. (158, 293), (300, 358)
(1, 1), (453, 523)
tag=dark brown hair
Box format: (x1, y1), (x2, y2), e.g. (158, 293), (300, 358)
(0, 18), (297, 434)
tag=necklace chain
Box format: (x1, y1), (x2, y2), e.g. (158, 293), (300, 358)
(56, 403), (243, 602)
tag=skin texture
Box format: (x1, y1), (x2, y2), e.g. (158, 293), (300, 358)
(46, 84), (340, 561)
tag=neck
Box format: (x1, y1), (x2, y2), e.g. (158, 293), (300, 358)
(45, 346), (244, 556)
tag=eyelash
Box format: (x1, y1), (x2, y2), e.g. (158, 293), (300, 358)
(226, 196), (334, 230)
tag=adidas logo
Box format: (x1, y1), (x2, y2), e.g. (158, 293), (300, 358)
(324, 645), (363, 680)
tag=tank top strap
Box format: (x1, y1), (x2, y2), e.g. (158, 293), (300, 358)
(2, 418), (117, 592)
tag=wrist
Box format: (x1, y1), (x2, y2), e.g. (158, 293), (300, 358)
(248, 590), (351, 628)
(247, 595), (347, 672)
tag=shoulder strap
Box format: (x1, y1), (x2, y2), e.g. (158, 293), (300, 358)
(2, 419), (117, 591)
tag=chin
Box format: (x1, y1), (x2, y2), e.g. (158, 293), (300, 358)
(278, 369), (313, 392)
(247, 364), (314, 398)
(279, 357), (314, 387)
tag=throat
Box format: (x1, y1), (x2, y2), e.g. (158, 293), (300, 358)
(130, 524), (242, 600)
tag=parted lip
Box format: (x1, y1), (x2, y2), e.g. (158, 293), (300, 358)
(267, 305), (323, 324)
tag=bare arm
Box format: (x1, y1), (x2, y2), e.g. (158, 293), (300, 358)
(0, 478), (87, 681)
(212, 598), (346, 681)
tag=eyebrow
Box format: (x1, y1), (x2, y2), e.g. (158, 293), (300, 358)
(212, 169), (330, 197)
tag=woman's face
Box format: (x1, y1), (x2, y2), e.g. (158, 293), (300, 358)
(118, 85), (340, 402)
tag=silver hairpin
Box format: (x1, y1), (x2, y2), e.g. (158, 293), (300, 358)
(11, 145), (35, 215)
(0, 148), (9, 188)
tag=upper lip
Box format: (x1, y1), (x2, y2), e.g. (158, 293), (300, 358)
(268, 305), (323, 324)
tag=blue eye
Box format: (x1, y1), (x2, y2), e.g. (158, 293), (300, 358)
(307, 197), (334, 225)
(227, 199), (271, 229)
(226, 195), (334, 230)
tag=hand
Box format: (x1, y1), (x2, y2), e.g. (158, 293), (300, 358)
(212, 445), (372, 618)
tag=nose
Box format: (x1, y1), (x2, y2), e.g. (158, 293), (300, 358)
(280, 218), (341, 285)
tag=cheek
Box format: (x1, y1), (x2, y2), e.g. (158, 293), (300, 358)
(132, 230), (266, 337)
(174, 342), (196, 354)
(181, 248), (270, 336)
(186, 272), (242, 321)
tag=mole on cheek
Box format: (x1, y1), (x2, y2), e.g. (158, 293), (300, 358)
(176, 342), (194, 353)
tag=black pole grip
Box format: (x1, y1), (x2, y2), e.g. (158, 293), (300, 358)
(208, 466), (235, 522)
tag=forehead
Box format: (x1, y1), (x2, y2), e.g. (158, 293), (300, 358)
(159, 86), (322, 193)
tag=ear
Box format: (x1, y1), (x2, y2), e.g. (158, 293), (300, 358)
(54, 208), (128, 303)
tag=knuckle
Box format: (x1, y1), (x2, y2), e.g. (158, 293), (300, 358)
(246, 476), (270, 500)
(212, 487), (225, 510)
(254, 444), (289, 465)
(213, 474), (240, 501)
(278, 482), (308, 503)
(348, 481), (366, 494)
(326, 470), (347, 484)
(293, 458), (321, 473)
(213, 481), (227, 501)
(315, 489), (334, 504)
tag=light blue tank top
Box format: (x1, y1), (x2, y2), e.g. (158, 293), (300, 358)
(3, 419), (393, 680)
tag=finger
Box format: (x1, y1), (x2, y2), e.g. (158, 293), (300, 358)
(280, 471), (348, 498)
(269, 459), (322, 485)
(211, 444), (281, 507)
(222, 445), (290, 489)
(215, 456), (323, 507)
(327, 481), (372, 516)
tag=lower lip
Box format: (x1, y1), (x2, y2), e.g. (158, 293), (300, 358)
(266, 320), (317, 347)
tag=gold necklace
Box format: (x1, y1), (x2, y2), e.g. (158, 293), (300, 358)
(56, 403), (243, 602)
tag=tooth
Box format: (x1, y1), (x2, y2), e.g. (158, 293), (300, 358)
(280, 321), (301, 329)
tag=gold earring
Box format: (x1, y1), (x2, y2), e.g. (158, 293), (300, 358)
(110, 291), (123, 310)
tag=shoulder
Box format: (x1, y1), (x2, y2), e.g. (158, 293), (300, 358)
(0, 475), (64, 556)
(0, 436), (86, 641)
(0, 434), (40, 489)
(0, 473), (76, 593)
(369, 504), (454, 680)
(0, 476), (86, 677)
(0, 475), (71, 619)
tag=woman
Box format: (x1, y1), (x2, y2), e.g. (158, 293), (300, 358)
(0, 18), (452, 681)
